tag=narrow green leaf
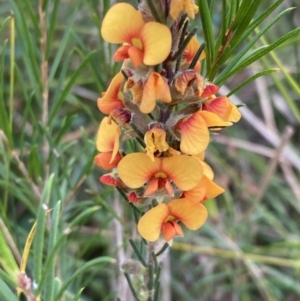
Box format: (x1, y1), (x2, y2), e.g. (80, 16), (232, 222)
(197, 0), (215, 74)
(227, 68), (280, 96)
(0, 222), (19, 278)
(72, 288), (85, 301)
(231, 0), (255, 32)
(9, 15), (15, 137)
(228, 0), (238, 27)
(37, 233), (67, 295)
(216, 27), (300, 84)
(217, 6), (292, 82)
(8, 0), (41, 100)
(46, 0), (61, 58)
(55, 257), (115, 300)
(33, 205), (47, 287)
(51, 50), (73, 105)
(209, 0), (265, 80)
(22, 0), (39, 32)
(0, 268), (16, 287)
(49, 50), (96, 125)
(48, 2), (80, 86)
(9, 0), (41, 89)
(44, 201), (61, 301)
(221, 0), (227, 45)
(33, 174), (55, 285)
(0, 16), (10, 36)
(229, 0), (262, 48)
(129, 239), (147, 267)
(69, 206), (100, 228)
(0, 40), (12, 145)
(53, 278), (61, 299)
(0, 278), (19, 301)
(209, 0), (216, 17)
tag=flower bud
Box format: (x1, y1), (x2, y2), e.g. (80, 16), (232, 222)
(121, 259), (145, 275)
(110, 108), (131, 124)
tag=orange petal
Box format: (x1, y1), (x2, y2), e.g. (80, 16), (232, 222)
(100, 174), (124, 187)
(201, 83), (219, 97)
(141, 22), (172, 65)
(113, 45), (131, 62)
(162, 155), (203, 190)
(130, 80), (143, 104)
(117, 153), (161, 188)
(97, 72), (124, 115)
(178, 111), (210, 155)
(127, 191), (143, 203)
(168, 198), (208, 230)
(183, 178), (207, 203)
(173, 222), (184, 236)
(153, 73), (172, 104)
(128, 46), (144, 67)
(198, 110), (232, 128)
(94, 152), (122, 171)
(164, 180), (173, 196)
(203, 96), (232, 121)
(162, 222), (177, 241)
(140, 73), (157, 113)
(137, 204), (169, 241)
(175, 70), (197, 95)
(184, 36), (206, 67)
(145, 178), (159, 196)
(101, 3), (144, 44)
(96, 118), (121, 154)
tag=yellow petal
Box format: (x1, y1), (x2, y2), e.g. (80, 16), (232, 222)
(199, 161), (214, 180)
(101, 3), (144, 44)
(162, 155), (203, 190)
(153, 73), (172, 104)
(179, 111), (210, 155)
(141, 22), (172, 65)
(203, 176), (224, 200)
(169, 0), (184, 20)
(168, 198), (208, 230)
(183, 179), (207, 203)
(184, 36), (200, 61)
(228, 101), (242, 122)
(96, 118), (121, 153)
(184, 175), (223, 203)
(138, 204), (169, 241)
(117, 153), (161, 188)
(144, 128), (169, 161)
(198, 110), (232, 128)
(184, 0), (198, 19)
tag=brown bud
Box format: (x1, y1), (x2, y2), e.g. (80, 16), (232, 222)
(110, 108), (131, 124)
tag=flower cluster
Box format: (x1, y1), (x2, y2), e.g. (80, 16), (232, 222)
(95, 1), (241, 243)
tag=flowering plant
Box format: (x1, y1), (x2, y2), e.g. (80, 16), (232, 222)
(95, 0), (244, 298)
(94, 0), (300, 299)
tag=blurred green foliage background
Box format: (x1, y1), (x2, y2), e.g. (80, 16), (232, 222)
(0, 0), (300, 300)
